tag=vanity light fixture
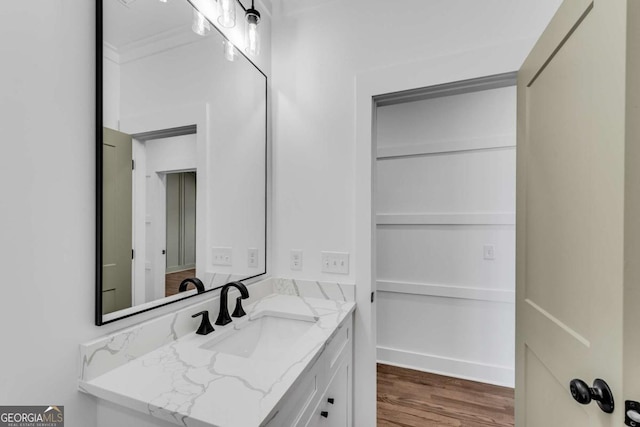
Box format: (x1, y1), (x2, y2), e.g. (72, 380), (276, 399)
(218, 0), (236, 28)
(244, 0), (260, 56)
(223, 39), (236, 62)
(190, 0), (261, 56)
(192, 8), (211, 36)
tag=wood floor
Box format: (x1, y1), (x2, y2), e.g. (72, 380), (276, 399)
(165, 268), (197, 297)
(377, 364), (514, 427)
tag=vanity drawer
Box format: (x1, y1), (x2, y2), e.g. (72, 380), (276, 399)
(304, 358), (351, 427)
(325, 322), (350, 371)
(263, 362), (320, 426)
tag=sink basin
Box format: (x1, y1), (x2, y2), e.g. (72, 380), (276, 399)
(200, 312), (317, 360)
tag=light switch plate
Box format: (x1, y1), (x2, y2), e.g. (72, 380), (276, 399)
(212, 247), (232, 266)
(321, 251), (349, 274)
(248, 248), (258, 268)
(290, 250), (303, 271)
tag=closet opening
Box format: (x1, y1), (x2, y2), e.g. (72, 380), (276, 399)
(373, 73), (517, 426)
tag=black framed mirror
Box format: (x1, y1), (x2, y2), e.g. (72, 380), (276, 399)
(96, 0), (267, 325)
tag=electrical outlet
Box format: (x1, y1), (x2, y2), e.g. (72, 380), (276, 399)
(212, 247), (232, 266)
(321, 251), (349, 274)
(290, 250), (303, 271)
(483, 245), (495, 260)
(248, 248), (258, 268)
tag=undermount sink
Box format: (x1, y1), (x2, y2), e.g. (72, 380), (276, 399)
(200, 312), (318, 360)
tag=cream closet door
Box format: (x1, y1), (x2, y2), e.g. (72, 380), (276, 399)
(102, 127), (133, 314)
(515, 0), (637, 426)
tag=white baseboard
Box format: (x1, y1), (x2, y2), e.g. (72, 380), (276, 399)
(377, 346), (514, 388)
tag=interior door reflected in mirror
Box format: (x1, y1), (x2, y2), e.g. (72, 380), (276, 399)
(97, 0), (267, 325)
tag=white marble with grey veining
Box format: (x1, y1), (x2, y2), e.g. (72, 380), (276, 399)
(80, 277), (355, 383)
(80, 294), (355, 427)
(273, 278), (355, 302)
(80, 277), (276, 382)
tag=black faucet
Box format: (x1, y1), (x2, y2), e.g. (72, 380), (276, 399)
(215, 281), (249, 326)
(179, 278), (205, 294)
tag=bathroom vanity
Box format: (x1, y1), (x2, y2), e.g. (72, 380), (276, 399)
(80, 278), (355, 427)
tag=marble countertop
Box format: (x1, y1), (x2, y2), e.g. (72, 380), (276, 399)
(80, 294), (355, 427)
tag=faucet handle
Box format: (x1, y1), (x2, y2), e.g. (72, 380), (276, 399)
(192, 311), (215, 335)
(232, 296), (247, 318)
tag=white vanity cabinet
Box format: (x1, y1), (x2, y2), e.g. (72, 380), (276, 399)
(264, 313), (353, 427)
(306, 359), (350, 427)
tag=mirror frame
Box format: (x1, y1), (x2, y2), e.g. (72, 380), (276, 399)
(95, 0), (268, 325)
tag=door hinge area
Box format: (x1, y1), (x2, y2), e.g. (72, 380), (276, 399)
(132, 249), (134, 259)
(132, 160), (135, 170)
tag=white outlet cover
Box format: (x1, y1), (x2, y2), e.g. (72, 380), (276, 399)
(248, 248), (258, 268)
(290, 250), (303, 271)
(483, 245), (495, 260)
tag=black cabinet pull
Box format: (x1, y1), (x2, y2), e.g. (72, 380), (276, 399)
(327, 398), (334, 404)
(320, 411), (329, 418)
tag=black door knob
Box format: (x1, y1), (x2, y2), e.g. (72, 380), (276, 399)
(570, 379), (592, 404)
(569, 378), (614, 413)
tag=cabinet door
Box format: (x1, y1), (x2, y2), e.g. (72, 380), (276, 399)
(307, 360), (350, 427)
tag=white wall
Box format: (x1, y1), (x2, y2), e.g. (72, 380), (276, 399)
(375, 86), (516, 387)
(103, 45), (120, 130)
(0, 1), (271, 426)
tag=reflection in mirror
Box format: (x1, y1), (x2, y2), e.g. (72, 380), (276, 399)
(98, 0), (267, 324)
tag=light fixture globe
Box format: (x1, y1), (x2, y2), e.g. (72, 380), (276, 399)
(192, 9), (210, 36)
(245, 5), (261, 56)
(218, 0), (236, 28)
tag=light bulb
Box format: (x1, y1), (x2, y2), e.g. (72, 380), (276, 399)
(245, 9), (260, 56)
(218, 0), (236, 28)
(192, 9), (210, 36)
(223, 39), (236, 62)
(247, 22), (259, 55)
(159, 0), (167, 3)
